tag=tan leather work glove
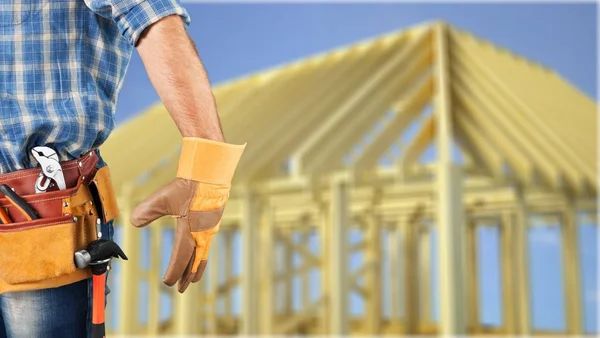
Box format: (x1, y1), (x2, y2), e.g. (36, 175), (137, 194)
(130, 138), (245, 293)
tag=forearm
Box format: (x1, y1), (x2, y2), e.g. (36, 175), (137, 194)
(136, 15), (224, 142)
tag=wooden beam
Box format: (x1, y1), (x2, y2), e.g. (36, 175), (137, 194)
(418, 227), (432, 323)
(147, 223), (162, 335)
(275, 299), (324, 334)
(301, 229), (311, 310)
(451, 31), (595, 184)
(435, 22), (467, 334)
(452, 53), (564, 189)
(454, 108), (505, 179)
(260, 204), (275, 334)
(295, 30), (434, 176)
(401, 115), (436, 169)
(208, 231), (220, 333)
(514, 186), (531, 334)
(329, 179), (350, 334)
(284, 228), (294, 316)
(274, 230), (321, 266)
(353, 75), (434, 172)
(116, 185), (138, 334)
(561, 198), (583, 334)
(365, 211), (382, 333)
(402, 220), (419, 334)
(501, 212), (516, 333)
(465, 220), (480, 332)
(241, 190), (259, 334)
(240, 36), (406, 179)
(453, 80), (535, 185)
(389, 225), (403, 319)
(319, 206), (330, 334)
(223, 231), (233, 317)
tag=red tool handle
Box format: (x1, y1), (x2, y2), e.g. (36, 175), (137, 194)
(92, 273), (106, 338)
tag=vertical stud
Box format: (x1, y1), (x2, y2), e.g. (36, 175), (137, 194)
(241, 190), (259, 334)
(329, 178), (349, 334)
(562, 198), (583, 334)
(435, 21), (467, 334)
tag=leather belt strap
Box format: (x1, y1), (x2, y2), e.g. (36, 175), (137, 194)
(0, 151), (100, 223)
(0, 151), (98, 197)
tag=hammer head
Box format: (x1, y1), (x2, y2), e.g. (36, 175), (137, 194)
(73, 239), (128, 269)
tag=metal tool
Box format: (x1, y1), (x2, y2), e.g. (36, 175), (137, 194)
(74, 239), (127, 338)
(0, 184), (38, 221)
(31, 146), (66, 193)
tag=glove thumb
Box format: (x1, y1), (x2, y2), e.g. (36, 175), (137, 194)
(131, 179), (189, 227)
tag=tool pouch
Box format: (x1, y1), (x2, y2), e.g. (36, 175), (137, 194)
(0, 151), (119, 293)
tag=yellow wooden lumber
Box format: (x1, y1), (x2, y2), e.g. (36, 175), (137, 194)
(104, 20), (596, 337)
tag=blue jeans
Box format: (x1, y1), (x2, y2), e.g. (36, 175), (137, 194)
(0, 152), (114, 338)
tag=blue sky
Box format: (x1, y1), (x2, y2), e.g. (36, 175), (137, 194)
(115, 2), (597, 123)
(109, 2), (598, 333)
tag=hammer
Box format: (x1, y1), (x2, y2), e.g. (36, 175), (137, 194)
(75, 239), (127, 338)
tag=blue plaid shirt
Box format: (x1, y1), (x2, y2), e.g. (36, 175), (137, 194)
(0, 0), (190, 173)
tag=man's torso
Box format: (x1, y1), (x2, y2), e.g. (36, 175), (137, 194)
(0, 1), (133, 173)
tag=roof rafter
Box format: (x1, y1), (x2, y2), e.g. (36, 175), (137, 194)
(289, 27), (433, 177)
(353, 75), (434, 172)
(451, 34), (591, 191)
(237, 35), (407, 180)
(454, 108), (505, 179)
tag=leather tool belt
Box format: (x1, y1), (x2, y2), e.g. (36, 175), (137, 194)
(0, 151), (119, 294)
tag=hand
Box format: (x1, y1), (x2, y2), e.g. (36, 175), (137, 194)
(130, 138), (245, 293)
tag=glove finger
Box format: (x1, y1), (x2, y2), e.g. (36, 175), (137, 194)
(192, 260), (207, 283)
(131, 179), (197, 227)
(177, 251), (196, 293)
(163, 222), (195, 286)
(179, 235), (211, 292)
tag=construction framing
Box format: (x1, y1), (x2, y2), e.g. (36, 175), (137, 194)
(101, 22), (597, 335)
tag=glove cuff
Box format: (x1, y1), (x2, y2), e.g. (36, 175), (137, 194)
(177, 138), (246, 184)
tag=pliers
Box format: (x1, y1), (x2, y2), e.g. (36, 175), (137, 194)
(31, 146), (66, 193)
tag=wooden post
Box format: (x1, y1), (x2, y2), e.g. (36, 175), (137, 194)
(435, 22), (467, 334)
(501, 212), (516, 333)
(418, 227), (432, 323)
(117, 186), (138, 334)
(260, 204), (275, 334)
(465, 220), (479, 332)
(319, 206), (330, 334)
(365, 211), (382, 334)
(174, 217), (201, 334)
(389, 225), (403, 321)
(208, 231), (220, 334)
(223, 231), (233, 321)
(514, 187), (531, 334)
(301, 227), (311, 311)
(402, 217), (419, 334)
(562, 198), (583, 334)
(147, 223), (162, 335)
(284, 227), (294, 316)
(329, 179), (349, 334)
(241, 191), (259, 334)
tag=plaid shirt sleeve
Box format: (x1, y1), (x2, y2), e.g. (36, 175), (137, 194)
(85, 0), (191, 46)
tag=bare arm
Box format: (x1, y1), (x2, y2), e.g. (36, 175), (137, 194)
(136, 15), (224, 142)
